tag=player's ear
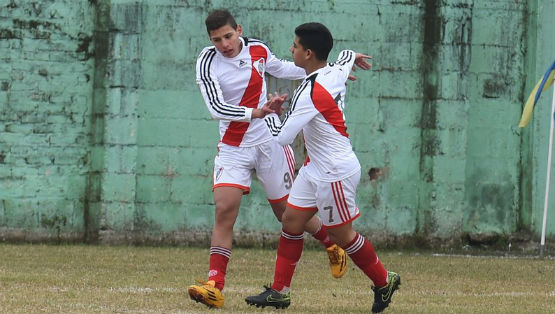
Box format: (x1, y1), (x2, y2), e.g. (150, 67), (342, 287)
(306, 48), (313, 60)
(236, 24), (243, 36)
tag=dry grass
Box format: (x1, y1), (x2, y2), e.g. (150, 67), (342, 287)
(0, 243), (553, 313)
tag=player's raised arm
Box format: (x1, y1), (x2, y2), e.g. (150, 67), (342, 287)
(264, 45), (306, 80)
(342, 50), (372, 81)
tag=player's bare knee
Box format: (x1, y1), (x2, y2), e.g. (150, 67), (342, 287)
(214, 202), (239, 222)
(281, 211), (305, 233)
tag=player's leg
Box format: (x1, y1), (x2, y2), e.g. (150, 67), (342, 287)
(269, 199), (346, 278)
(326, 222), (387, 285)
(209, 186), (243, 285)
(188, 145), (253, 308)
(245, 205), (316, 309)
(270, 198), (330, 242)
(246, 168), (317, 309)
(326, 222), (401, 313)
(320, 171), (400, 313)
(188, 187), (242, 308)
(258, 141), (347, 277)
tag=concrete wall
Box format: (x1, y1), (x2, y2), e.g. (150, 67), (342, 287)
(0, 0), (554, 247)
(0, 0), (94, 241)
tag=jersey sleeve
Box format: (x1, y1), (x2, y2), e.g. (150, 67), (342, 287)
(277, 86), (317, 146)
(264, 45), (306, 80)
(196, 48), (253, 122)
(332, 50), (357, 81)
(264, 113), (282, 137)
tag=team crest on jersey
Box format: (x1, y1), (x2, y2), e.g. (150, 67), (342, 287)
(252, 58), (266, 77)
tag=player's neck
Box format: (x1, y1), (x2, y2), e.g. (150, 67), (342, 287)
(304, 60), (327, 75)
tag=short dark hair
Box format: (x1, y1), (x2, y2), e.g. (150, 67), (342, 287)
(294, 22), (333, 61)
(205, 9), (237, 33)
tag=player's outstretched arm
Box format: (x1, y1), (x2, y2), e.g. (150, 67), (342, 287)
(354, 53), (372, 70)
(348, 52), (372, 81)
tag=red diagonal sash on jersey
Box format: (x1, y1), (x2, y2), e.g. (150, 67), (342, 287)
(222, 46), (267, 146)
(311, 81), (349, 137)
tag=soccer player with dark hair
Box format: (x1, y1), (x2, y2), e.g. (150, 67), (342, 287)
(188, 11), (348, 309)
(245, 22), (401, 313)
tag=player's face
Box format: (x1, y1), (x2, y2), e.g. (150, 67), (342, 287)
(209, 24), (243, 58)
(290, 36), (307, 68)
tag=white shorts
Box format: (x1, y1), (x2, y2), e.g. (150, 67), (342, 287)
(287, 167), (361, 227)
(213, 139), (296, 203)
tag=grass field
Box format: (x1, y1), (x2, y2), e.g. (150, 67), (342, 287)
(0, 243), (553, 313)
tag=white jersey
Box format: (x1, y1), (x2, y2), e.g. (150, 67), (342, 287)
(196, 37), (305, 147)
(275, 50), (361, 182)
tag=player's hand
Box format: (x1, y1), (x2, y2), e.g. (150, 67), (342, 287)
(353, 53), (372, 70)
(253, 93), (288, 119)
(267, 92), (288, 116)
(347, 53), (371, 83)
(252, 107), (273, 119)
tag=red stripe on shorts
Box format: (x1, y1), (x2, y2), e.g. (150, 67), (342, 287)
(331, 182), (347, 222)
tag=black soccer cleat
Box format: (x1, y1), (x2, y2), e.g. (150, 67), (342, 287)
(245, 285), (291, 309)
(371, 271), (401, 313)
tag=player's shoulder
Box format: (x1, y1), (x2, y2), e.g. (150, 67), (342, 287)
(196, 46), (218, 70)
(197, 46), (217, 59)
(306, 69), (339, 91)
(243, 37), (271, 51)
(295, 76), (315, 97)
(305, 72), (319, 84)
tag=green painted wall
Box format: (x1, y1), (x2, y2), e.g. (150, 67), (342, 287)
(0, 0), (95, 241)
(0, 0), (554, 246)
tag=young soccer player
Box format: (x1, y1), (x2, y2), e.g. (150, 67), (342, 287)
(188, 10), (348, 308)
(245, 22), (401, 313)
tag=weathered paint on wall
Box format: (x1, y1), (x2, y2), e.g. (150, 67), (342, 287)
(0, 0), (553, 246)
(0, 0), (95, 241)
